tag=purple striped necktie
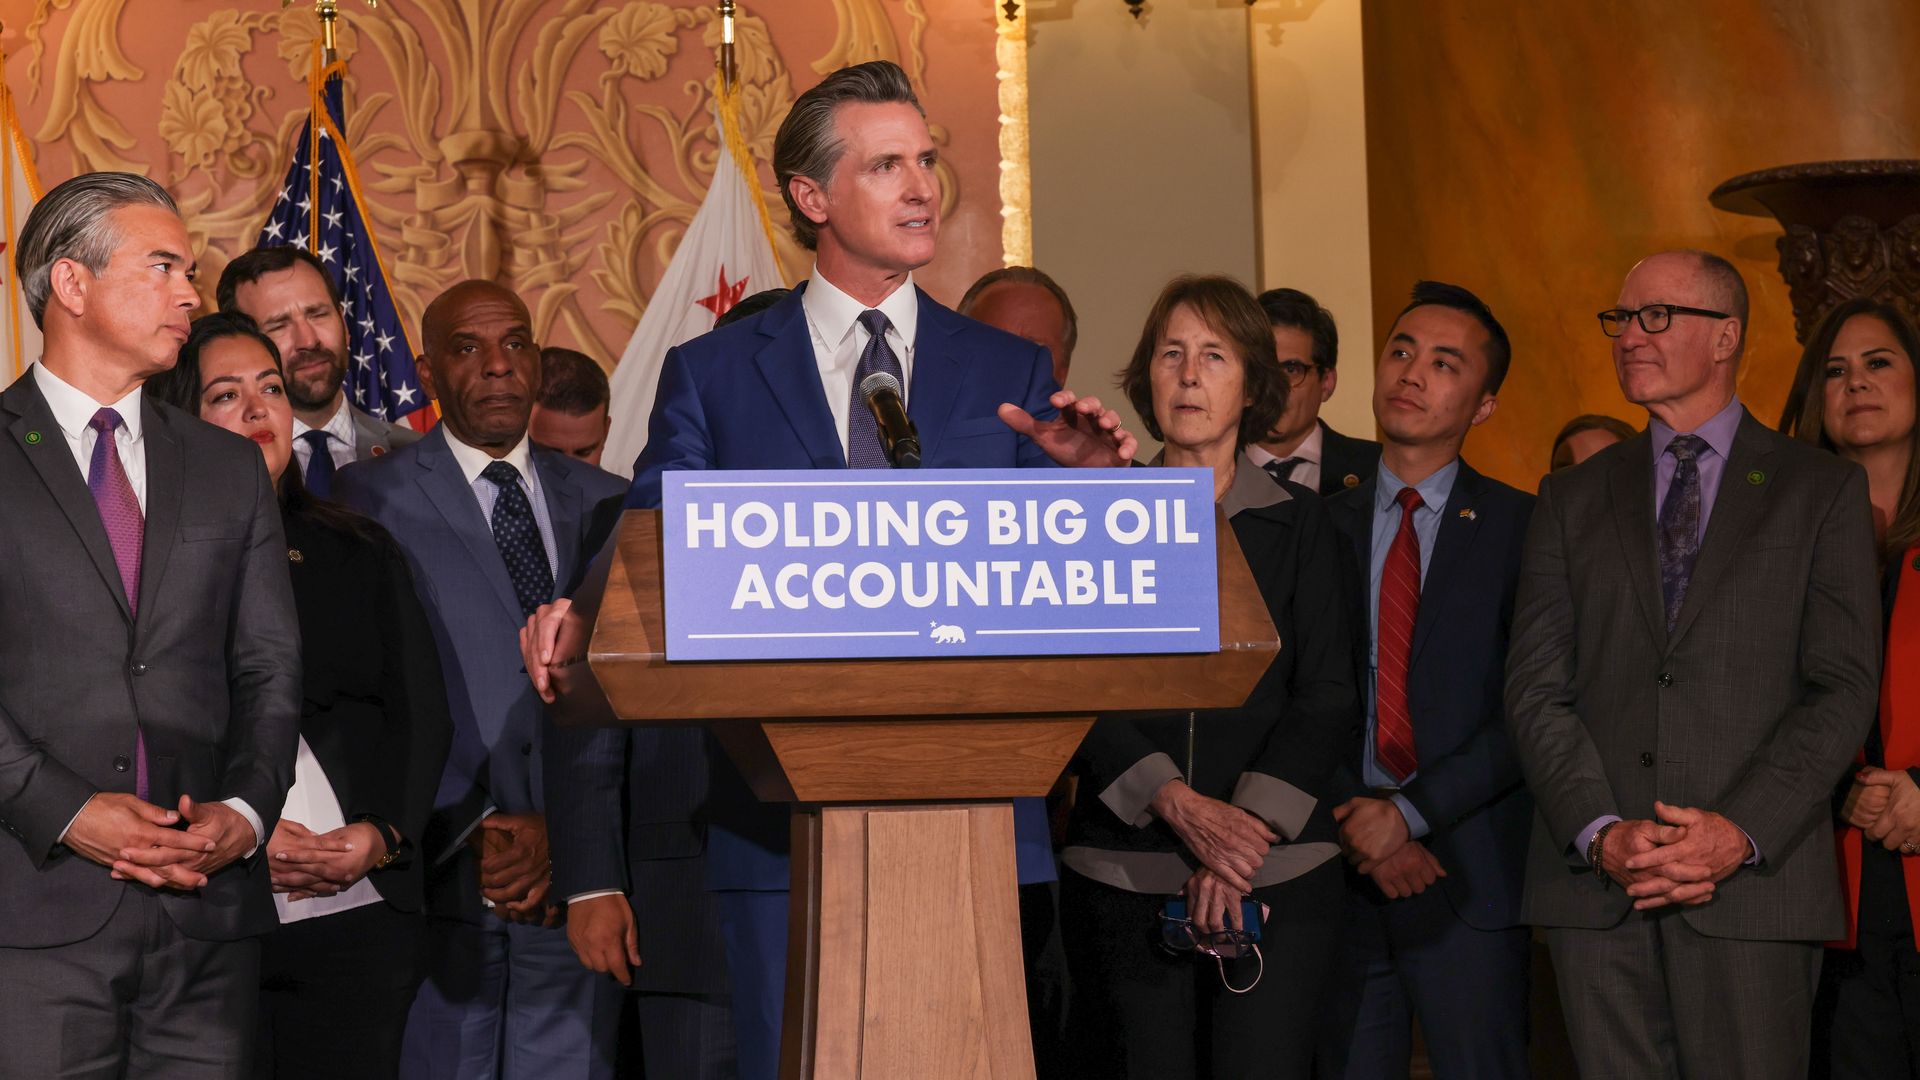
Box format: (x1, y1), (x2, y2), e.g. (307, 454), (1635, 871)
(88, 408), (148, 802)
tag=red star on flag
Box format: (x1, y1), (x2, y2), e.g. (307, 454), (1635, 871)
(694, 266), (750, 319)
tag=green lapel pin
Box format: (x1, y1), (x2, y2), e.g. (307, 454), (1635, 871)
(1746, 469), (1765, 485)
(22, 430), (39, 445)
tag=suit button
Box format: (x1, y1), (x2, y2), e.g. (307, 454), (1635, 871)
(112, 756), (130, 772)
(130, 663), (147, 676)
(1640, 752), (1654, 768)
(521, 742), (533, 756)
(1657, 672), (1673, 687)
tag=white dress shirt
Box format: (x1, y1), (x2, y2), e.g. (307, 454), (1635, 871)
(802, 269), (919, 458)
(274, 737), (385, 923)
(1248, 422), (1324, 492)
(291, 396), (359, 474)
(34, 364), (264, 854)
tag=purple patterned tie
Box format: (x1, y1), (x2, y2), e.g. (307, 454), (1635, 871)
(88, 408), (148, 801)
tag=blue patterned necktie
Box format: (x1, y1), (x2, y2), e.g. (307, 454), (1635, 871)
(846, 308), (903, 469)
(481, 460), (553, 619)
(301, 430), (335, 499)
(1657, 434), (1705, 632)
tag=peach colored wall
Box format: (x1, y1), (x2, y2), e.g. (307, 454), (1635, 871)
(1363, 0), (1920, 490)
(0, 0), (1006, 368)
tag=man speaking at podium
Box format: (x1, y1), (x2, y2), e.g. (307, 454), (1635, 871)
(529, 59), (1137, 1079)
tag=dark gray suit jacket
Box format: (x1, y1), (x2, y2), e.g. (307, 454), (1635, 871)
(1506, 410), (1881, 940)
(0, 373), (301, 946)
(335, 426), (627, 922)
(349, 404), (421, 461)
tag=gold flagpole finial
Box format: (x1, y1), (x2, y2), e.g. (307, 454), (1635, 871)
(283, 0), (378, 65)
(718, 0), (737, 91)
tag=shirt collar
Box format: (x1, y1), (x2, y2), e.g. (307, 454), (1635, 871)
(33, 362), (143, 442)
(293, 396), (356, 446)
(1649, 396), (1743, 463)
(1374, 455), (1459, 515)
(445, 428), (536, 489)
(804, 267), (919, 351)
(1245, 422), (1323, 468)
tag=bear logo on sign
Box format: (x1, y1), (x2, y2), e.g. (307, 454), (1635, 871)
(929, 622), (967, 645)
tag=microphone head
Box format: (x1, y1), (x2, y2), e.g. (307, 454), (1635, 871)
(859, 371), (903, 402)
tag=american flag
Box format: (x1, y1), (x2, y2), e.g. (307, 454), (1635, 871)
(256, 54), (428, 429)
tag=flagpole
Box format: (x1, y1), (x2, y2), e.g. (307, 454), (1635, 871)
(718, 0), (736, 91)
(283, 0), (378, 68)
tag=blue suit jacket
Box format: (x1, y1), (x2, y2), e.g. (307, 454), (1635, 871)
(1326, 460), (1535, 930)
(337, 425), (629, 921)
(625, 282), (1062, 891)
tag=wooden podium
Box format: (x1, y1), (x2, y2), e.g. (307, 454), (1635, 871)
(550, 509), (1278, 1079)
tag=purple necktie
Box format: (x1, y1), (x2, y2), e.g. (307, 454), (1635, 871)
(88, 408), (148, 801)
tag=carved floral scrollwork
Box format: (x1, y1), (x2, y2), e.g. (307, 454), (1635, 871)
(1776, 214), (1920, 342)
(14, 0), (948, 369)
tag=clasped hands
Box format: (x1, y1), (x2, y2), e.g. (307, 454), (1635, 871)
(1842, 767), (1920, 853)
(268, 819), (387, 901)
(472, 812), (559, 927)
(1333, 796), (1446, 900)
(65, 792), (256, 891)
(1151, 779), (1275, 936)
(1597, 801), (1753, 909)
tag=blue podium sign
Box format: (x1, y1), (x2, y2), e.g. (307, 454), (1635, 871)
(660, 468), (1220, 661)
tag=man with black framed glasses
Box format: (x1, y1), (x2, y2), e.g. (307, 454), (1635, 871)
(1252, 287), (1381, 496)
(1508, 249), (1880, 1079)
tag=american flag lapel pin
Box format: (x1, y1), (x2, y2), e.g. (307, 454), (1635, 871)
(1458, 508), (1477, 521)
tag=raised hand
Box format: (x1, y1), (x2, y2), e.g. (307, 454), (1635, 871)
(997, 389), (1138, 469)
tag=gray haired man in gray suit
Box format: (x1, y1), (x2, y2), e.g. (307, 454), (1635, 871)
(1507, 249), (1882, 1079)
(0, 173), (301, 1075)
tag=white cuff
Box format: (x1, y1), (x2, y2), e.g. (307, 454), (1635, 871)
(567, 890), (625, 905)
(220, 798), (265, 859)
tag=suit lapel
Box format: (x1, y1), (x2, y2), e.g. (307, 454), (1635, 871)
(413, 429), (527, 626)
(135, 401), (183, 626)
(1667, 411), (1774, 650)
(906, 289), (966, 464)
(535, 451), (586, 597)
(1410, 464), (1485, 666)
(2, 376), (133, 624)
(751, 284), (847, 469)
(1608, 432), (1668, 646)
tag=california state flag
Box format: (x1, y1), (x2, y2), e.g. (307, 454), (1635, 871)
(0, 51), (41, 383)
(602, 84), (787, 478)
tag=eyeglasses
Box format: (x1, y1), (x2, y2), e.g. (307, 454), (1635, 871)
(1596, 304), (1730, 338)
(1276, 360), (1322, 387)
(1158, 913), (1265, 994)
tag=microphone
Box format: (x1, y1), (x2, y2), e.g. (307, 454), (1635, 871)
(858, 371), (921, 468)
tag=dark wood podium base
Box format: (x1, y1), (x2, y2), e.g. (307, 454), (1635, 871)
(781, 802), (1036, 1080)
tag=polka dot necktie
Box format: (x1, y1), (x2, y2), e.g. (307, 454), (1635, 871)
(87, 408), (149, 801)
(481, 460), (553, 619)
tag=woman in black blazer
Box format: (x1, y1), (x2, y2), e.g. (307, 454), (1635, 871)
(1059, 277), (1357, 1080)
(149, 311), (453, 1079)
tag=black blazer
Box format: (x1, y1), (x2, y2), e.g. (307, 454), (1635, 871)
(1326, 460), (1535, 930)
(283, 509), (453, 913)
(1317, 419), (1382, 497)
(1068, 473), (1360, 861)
(0, 374), (301, 946)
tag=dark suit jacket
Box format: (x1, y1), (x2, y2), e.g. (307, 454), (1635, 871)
(1327, 460), (1535, 930)
(335, 426), (628, 922)
(1317, 419), (1382, 497)
(283, 509), (453, 913)
(349, 405), (422, 462)
(623, 282), (1062, 894)
(1505, 409), (1882, 940)
(0, 373), (301, 946)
